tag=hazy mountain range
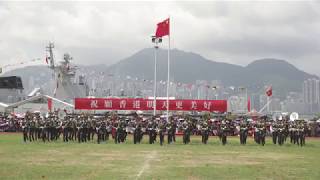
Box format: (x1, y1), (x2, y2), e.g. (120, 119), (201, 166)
(2, 48), (318, 99)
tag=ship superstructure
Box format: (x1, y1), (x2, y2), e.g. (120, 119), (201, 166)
(46, 43), (89, 103)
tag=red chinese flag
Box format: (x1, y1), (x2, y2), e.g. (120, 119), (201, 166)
(266, 86), (272, 97)
(155, 18), (170, 37)
(47, 98), (52, 112)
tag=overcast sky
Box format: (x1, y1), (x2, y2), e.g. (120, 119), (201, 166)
(0, 1), (319, 76)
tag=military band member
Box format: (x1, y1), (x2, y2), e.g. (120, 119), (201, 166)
(182, 121), (191, 144)
(158, 121), (166, 146)
(21, 120), (28, 142)
(239, 121), (248, 145)
(19, 112), (311, 147)
(167, 121), (174, 144)
(220, 120), (229, 145)
(147, 120), (157, 144)
(201, 122), (209, 144)
(272, 121), (278, 145)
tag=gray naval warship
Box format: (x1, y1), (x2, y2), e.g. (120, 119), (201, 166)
(0, 43), (89, 113)
(46, 42), (89, 103)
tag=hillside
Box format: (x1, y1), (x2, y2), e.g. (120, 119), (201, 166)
(2, 48), (318, 99)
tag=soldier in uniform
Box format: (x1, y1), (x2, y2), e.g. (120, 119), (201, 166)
(50, 117), (55, 141)
(147, 120), (157, 144)
(113, 120), (118, 144)
(70, 118), (77, 141)
(66, 118), (72, 142)
(277, 121), (285, 146)
(39, 118), (46, 142)
(133, 121), (143, 144)
(86, 118), (92, 141)
(296, 121), (305, 146)
(96, 120), (101, 144)
(271, 121), (278, 144)
(21, 119), (28, 142)
(172, 119), (177, 142)
(82, 119), (88, 142)
(201, 121), (209, 144)
(35, 117), (41, 141)
(157, 120), (166, 146)
(97, 120), (107, 144)
(239, 121), (248, 145)
(116, 119), (126, 143)
(106, 119), (112, 141)
(182, 120), (191, 144)
(90, 118), (97, 141)
(167, 121), (174, 144)
(29, 117), (36, 142)
(54, 117), (61, 141)
(289, 122), (296, 144)
(62, 118), (68, 142)
(45, 118), (51, 142)
(220, 120), (229, 145)
(76, 119), (82, 143)
(255, 121), (266, 146)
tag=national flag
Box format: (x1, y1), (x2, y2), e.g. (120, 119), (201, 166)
(45, 56), (48, 64)
(155, 18), (170, 37)
(266, 86), (272, 97)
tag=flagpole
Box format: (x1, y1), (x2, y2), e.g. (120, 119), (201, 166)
(246, 87), (248, 112)
(267, 96), (270, 113)
(246, 87), (251, 112)
(166, 18), (170, 122)
(252, 95), (254, 111)
(153, 40), (158, 116)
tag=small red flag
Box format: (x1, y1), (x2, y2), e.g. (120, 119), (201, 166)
(45, 56), (48, 64)
(47, 98), (52, 112)
(155, 18), (170, 37)
(266, 86), (272, 97)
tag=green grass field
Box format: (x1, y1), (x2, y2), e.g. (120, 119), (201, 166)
(0, 133), (320, 180)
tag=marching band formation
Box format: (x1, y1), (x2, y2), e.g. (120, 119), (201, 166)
(13, 111), (312, 147)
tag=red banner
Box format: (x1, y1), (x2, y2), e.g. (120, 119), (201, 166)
(74, 98), (227, 112)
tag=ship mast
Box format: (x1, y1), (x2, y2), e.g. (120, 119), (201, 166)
(46, 42), (55, 69)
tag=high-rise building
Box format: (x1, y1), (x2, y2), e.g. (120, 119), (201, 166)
(303, 78), (320, 113)
(281, 92), (306, 113)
